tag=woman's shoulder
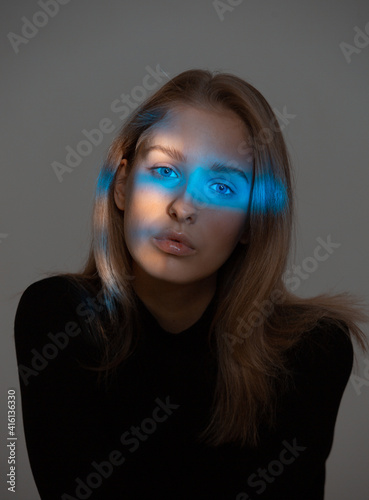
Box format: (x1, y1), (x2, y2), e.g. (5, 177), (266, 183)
(294, 319), (353, 363)
(17, 274), (72, 301)
(285, 319), (354, 394)
(18, 274), (79, 298)
(13, 275), (90, 351)
(14, 275), (102, 388)
(15, 275), (77, 324)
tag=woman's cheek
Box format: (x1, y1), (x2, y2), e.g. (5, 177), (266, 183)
(213, 213), (247, 249)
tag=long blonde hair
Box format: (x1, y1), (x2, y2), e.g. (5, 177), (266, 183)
(46, 69), (369, 448)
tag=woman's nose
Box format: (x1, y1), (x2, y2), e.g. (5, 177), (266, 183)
(167, 175), (209, 223)
(168, 189), (199, 224)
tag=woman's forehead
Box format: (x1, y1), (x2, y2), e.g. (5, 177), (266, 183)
(135, 106), (253, 168)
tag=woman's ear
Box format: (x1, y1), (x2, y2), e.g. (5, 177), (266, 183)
(114, 158), (129, 211)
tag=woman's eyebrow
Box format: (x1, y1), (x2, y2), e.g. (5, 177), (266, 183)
(140, 144), (249, 183)
(210, 163), (249, 184)
(142, 144), (186, 163)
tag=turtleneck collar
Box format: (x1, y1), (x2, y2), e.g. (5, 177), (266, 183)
(134, 290), (217, 346)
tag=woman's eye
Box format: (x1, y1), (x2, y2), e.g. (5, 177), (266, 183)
(209, 182), (234, 196)
(151, 166), (178, 179)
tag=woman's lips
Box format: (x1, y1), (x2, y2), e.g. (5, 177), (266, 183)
(152, 237), (197, 256)
(153, 230), (196, 257)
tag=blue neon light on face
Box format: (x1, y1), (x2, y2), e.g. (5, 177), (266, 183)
(152, 165), (235, 196)
(133, 149), (251, 212)
(114, 105), (280, 286)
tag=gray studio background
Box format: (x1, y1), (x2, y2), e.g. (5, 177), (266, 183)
(1, 0), (369, 498)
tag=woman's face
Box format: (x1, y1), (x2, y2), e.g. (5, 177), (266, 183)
(114, 105), (253, 285)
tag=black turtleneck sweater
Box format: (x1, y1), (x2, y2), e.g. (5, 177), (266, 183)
(14, 276), (354, 500)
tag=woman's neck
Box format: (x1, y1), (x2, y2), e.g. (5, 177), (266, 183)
(131, 264), (217, 333)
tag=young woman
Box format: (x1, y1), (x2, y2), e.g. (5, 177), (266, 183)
(14, 69), (369, 500)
